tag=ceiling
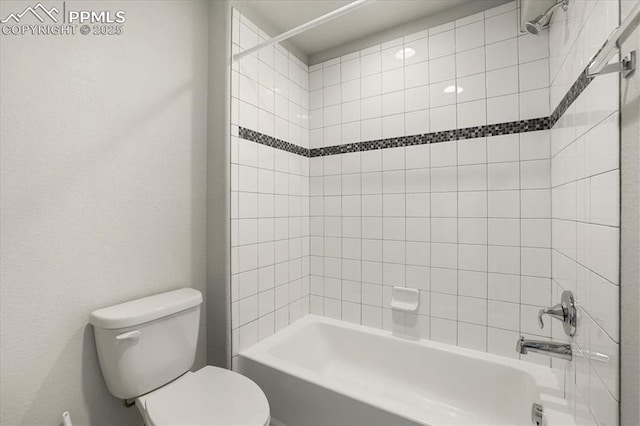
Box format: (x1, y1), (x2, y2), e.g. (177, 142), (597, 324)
(235, 0), (508, 61)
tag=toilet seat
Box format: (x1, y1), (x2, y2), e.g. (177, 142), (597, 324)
(136, 366), (270, 426)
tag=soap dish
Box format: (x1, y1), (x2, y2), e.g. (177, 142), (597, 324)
(390, 287), (419, 312)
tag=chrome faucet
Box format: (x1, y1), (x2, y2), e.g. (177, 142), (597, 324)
(516, 336), (572, 361)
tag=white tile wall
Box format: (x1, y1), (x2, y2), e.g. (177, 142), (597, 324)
(306, 1), (557, 362)
(231, 10), (310, 362)
(310, 134), (556, 351)
(549, 1), (620, 425)
(308, 1), (549, 150)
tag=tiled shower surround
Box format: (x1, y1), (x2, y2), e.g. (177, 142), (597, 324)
(230, 12), (311, 358)
(308, 1), (556, 360)
(231, 3), (621, 422)
(309, 131), (554, 353)
(549, 1), (621, 425)
(308, 5), (550, 148)
(231, 2), (554, 358)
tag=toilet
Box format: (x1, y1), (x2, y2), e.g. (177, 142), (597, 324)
(89, 288), (270, 426)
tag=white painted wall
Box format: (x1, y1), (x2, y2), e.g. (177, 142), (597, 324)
(0, 1), (209, 425)
(207, 0), (233, 370)
(620, 1), (640, 423)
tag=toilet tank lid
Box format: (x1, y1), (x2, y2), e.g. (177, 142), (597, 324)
(89, 288), (202, 329)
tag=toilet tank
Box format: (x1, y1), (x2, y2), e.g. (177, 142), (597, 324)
(89, 288), (202, 400)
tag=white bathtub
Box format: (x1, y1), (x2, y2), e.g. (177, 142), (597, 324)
(238, 315), (575, 426)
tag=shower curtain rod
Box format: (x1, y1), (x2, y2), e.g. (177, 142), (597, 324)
(587, 0), (639, 78)
(232, 0), (375, 62)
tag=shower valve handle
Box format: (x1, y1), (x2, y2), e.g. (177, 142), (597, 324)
(538, 304), (565, 329)
(536, 291), (577, 337)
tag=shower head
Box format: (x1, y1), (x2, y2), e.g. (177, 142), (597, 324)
(524, 0), (569, 36)
(524, 15), (545, 35)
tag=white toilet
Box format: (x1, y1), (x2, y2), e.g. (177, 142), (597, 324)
(89, 288), (270, 426)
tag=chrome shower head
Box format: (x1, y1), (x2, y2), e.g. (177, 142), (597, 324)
(524, 15), (545, 35)
(524, 0), (569, 36)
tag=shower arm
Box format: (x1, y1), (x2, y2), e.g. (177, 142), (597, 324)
(524, 0), (568, 34)
(232, 0), (376, 62)
(544, 0), (569, 18)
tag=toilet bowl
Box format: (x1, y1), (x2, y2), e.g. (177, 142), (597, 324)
(136, 366), (269, 426)
(89, 288), (269, 425)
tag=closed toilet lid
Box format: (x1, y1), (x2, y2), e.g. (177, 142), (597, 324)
(136, 366), (270, 426)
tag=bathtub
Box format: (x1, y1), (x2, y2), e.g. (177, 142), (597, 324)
(238, 315), (574, 426)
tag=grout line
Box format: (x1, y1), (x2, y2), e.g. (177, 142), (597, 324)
(482, 39), (488, 352)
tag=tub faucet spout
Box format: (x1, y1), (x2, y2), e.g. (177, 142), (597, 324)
(516, 337), (572, 361)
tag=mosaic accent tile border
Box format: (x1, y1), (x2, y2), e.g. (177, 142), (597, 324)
(549, 66), (594, 127)
(238, 117), (550, 158)
(238, 127), (310, 157)
(311, 117), (550, 157)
